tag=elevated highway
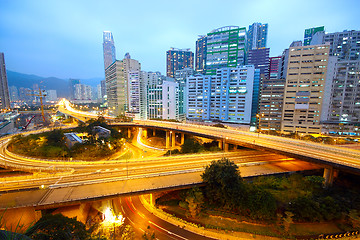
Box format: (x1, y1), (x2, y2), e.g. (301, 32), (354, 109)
(58, 99), (360, 173)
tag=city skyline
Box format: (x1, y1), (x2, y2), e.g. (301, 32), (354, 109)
(0, 0), (359, 79)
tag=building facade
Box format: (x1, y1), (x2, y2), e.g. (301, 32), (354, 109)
(186, 65), (259, 124)
(281, 44), (336, 134)
(105, 56), (141, 117)
(247, 48), (270, 76)
(103, 31), (116, 70)
(195, 36), (207, 74)
(166, 48), (194, 78)
(258, 78), (285, 131)
(205, 26), (247, 75)
(247, 22), (268, 50)
(269, 56), (281, 79)
(0, 53), (11, 110)
(304, 26), (325, 46)
(175, 68), (194, 120)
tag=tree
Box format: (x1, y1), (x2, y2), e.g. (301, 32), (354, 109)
(181, 138), (203, 154)
(185, 187), (204, 218)
(46, 129), (65, 147)
(25, 214), (91, 240)
(201, 158), (245, 208)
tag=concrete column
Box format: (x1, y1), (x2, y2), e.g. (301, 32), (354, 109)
(323, 167), (338, 187)
(218, 140), (223, 150)
(127, 128), (131, 139)
(150, 193), (155, 206)
(153, 129), (156, 136)
(171, 132), (176, 148)
(224, 143), (229, 152)
(181, 133), (185, 145)
(166, 131), (170, 149)
(143, 128), (147, 138)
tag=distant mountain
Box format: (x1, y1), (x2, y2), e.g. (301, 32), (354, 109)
(6, 71), (103, 98)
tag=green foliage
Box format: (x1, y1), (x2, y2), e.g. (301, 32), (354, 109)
(245, 186), (277, 220)
(9, 131), (69, 158)
(46, 130), (65, 146)
(201, 158), (245, 208)
(180, 138), (203, 154)
(185, 187), (204, 218)
(25, 214), (91, 240)
(288, 195), (341, 222)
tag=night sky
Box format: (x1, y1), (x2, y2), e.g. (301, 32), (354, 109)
(1, 0), (359, 79)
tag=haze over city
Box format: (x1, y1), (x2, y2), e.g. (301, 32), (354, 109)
(1, 0), (359, 79)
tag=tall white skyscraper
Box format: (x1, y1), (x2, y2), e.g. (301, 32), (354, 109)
(103, 31), (116, 70)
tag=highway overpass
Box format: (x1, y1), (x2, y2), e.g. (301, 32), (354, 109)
(57, 99), (360, 174)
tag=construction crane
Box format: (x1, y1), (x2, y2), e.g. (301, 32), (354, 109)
(27, 87), (47, 122)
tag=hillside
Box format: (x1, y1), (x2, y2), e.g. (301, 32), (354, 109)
(7, 71), (103, 98)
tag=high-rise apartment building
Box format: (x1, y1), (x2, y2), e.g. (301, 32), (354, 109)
(105, 55), (141, 116)
(247, 22), (268, 50)
(69, 79), (80, 100)
(146, 73), (180, 120)
(45, 90), (57, 102)
(259, 78), (285, 131)
(324, 30), (360, 61)
(0, 53), (10, 110)
(205, 26), (247, 75)
(103, 31), (116, 70)
(304, 26), (325, 46)
(281, 44), (336, 134)
(166, 48), (194, 78)
(307, 29), (360, 134)
(74, 84), (92, 101)
(269, 56), (281, 79)
(175, 68), (194, 120)
(278, 41), (302, 79)
(247, 48), (270, 76)
(186, 65), (259, 124)
(195, 36), (207, 74)
(9, 86), (19, 102)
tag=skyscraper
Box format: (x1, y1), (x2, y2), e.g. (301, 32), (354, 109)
(0, 53), (11, 110)
(69, 78), (80, 100)
(103, 31), (116, 70)
(247, 22), (268, 50)
(195, 35), (207, 74)
(321, 30), (360, 135)
(281, 44), (336, 134)
(186, 65), (259, 124)
(247, 48), (270, 76)
(304, 26), (325, 46)
(105, 55), (141, 116)
(205, 26), (247, 75)
(166, 48), (194, 78)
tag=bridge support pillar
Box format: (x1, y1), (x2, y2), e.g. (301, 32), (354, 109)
(181, 133), (185, 145)
(150, 193), (155, 206)
(153, 129), (156, 136)
(127, 128), (131, 139)
(171, 132), (176, 148)
(224, 143), (229, 152)
(218, 140), (223, 150)
(143, 128), (147, 138)
(323, 167), (338, 188)
(166, 131), (170, 149)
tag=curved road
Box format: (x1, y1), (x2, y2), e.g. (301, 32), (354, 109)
(120, 196), (213, 240)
